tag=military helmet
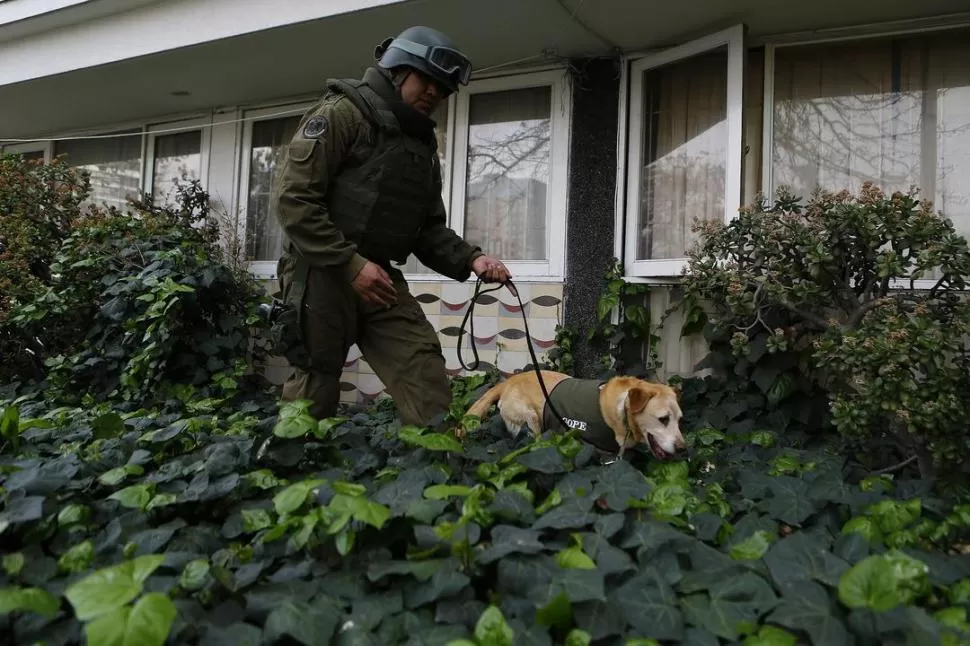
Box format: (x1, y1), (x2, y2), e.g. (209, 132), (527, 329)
(375, 26), (472, 93)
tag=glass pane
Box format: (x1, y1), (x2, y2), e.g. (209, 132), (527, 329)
(151, 130), (201, 206)
(934, 42), (970, 240)
(771, 39), (920, 199)
(246, 115), (301, 261)
(55, 132), (141, 211)
(463, 86), (551, 262)
(20, 150), (46, 162)
(636, 47), (727, 261)
(771, 30), (970, 275)
(402, 100), (449, 275)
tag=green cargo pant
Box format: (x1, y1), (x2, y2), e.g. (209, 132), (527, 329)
(279, 264), (452, 426)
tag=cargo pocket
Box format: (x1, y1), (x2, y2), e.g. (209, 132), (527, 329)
(287, 138), (317, 163)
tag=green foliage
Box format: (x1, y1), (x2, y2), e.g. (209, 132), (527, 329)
(0, 154), (90, 381)
(545, 323), (577, 376)
(589, 258), (660, 377)
(1, 387), (970, 645)
(681, 182), (970, 478)
(0, 152), (272, 408)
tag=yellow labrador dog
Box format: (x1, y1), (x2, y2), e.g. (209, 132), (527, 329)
(463, 370), (687, 460)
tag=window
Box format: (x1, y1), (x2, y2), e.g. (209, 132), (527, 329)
(1, 142), (50, 162)
(145, 119), (209, 207)
(767, 28), (970, 242)
(54, 132), (142, 210)
(624, 25), (746, 277)
(244, 114), (301, 264)
(446, 70), (570, 279)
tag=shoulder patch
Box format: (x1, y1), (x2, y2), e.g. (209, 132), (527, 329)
(302, 115), (329, 139)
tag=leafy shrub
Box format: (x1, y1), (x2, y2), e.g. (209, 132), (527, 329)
(41, 181), (271, 406)
(681, 182), (970, 478)
(0, 151), (272, 407)
(0, 154), (90, 381)
(2, 392), (970, 645)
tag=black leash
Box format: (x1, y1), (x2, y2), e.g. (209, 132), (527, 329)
(457, 277), (574, 436)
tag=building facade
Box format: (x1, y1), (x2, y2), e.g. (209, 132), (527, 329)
(3, 0), (969, 403)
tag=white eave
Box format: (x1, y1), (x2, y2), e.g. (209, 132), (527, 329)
(0, 0), (411, 86)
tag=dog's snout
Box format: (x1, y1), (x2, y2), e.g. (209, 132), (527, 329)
(674, 436), (687, 453)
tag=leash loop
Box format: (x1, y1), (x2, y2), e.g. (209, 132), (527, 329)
(457, 277), (572, 432)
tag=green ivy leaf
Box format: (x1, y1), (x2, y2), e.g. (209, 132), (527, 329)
(122, 593), (177, 646)
(2, 552), (25, 577)
(65, 554), (164, 621)
(730, 530), (775, 561)
(315, 416), (349, 440)
(837, 551), (931, 612)
(949, 578), (970, 605)
(335, 527), (355, 556)
(109, 484), (152, 510)
(145, 493), (177, 512)
(263, 598), (340, 645)
(328, 493), (390, 530)
(58, 540), (94, 574)
(272, 401), (317, 439)
(0, 586), (60, 618)
(57, 503), (88, 527)
(400, 425), (463, 453)
(92, 412), (126, 440)
(681, 573), (779, 641)
(741, 624), (797, 646)
(767, 580), (851, 646)
(273, 479), (326, 516)
(556, 545), (597, 570)
(841, 517), (883, 545)
(564, 628), (592, 646)
(241, 508), (274, 533)
(424, 484), (475, 500)
(474, 605), (514, 646)
(244, 469), (283, 490)
(179, 560), (210, 591)
(536, 590), (572, 628)
(84, 605), (129, 646)
(98, 464), (143, 487)
(749, 431), (777, 448)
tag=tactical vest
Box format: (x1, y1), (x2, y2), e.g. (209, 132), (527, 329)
(541, 378), (619, 453)
(323, 77), (439, 265)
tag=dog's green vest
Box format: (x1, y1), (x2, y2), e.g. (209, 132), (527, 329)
(542, 378), (618, 452)
(323, 77), (439, 265)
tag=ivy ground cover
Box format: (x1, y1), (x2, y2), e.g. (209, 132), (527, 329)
(2, 385), (970, 646)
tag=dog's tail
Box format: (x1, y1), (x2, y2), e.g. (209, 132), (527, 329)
(465, 381), (508, 419)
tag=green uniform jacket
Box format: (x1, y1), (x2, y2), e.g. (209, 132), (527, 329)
(273, 67), (483, 283)
(542, 378), (619, 453)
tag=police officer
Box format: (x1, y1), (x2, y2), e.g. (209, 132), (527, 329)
(271, 25), (512, 426)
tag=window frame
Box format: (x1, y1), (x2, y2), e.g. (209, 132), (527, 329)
(1, 141), (52, 161)
(142, 116), (212, 203)
(760, 23), (970, 291)
(622, 24), (747, 279)
(434, 68), (572, 282)
(238, 102), (314, 280)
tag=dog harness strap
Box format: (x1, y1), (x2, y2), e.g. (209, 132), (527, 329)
(541, 378), (618, 453)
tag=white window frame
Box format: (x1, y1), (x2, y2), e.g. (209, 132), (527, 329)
(238, 102), (314, 280)
(622, 24), (746, 279)
(760, 22), (970, 292)
(1, 141), (51, 160)
(443, 68), (572, 282)
(142, 116), (212, 201)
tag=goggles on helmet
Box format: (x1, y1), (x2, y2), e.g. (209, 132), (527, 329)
(388, 38), (473, 86)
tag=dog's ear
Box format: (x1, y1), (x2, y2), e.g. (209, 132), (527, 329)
(627, 386), (654, 414)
